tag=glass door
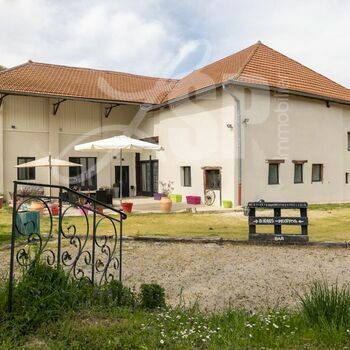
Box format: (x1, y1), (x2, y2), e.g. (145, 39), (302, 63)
(140, 160), (158, 196)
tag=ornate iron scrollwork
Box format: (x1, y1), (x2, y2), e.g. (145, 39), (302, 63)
(8, 181), (126, 312)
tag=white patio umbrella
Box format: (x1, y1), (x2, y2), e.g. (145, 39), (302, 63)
(15, 155), (82, 196)
(74, 135), (163, 204)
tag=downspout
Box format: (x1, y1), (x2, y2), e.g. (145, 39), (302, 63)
(222, 83), (242, 206)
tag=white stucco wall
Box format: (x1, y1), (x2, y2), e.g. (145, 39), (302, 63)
(2, 87), (350, 205)
(0, 95), (152, 197)
(151, 89), (237, 205)
(240, 88), (350, 204)
(146, 86), (350, 206)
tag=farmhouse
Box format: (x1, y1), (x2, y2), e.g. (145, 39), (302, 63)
(1, 41), (350, 206)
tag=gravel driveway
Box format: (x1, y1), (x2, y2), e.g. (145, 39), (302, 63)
(122, 242), (350, 312)
(2, 241), (350, 312)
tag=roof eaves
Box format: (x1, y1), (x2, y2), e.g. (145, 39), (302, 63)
(0, 89), (156, 106)
(224, 79), (350, 106)
(152, 78), (350, 111)
(149, 82), (225, 111)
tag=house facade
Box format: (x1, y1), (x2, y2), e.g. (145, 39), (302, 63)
(1, 41), (350, 206)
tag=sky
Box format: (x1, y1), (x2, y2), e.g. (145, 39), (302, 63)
(0, 0), (349, 86)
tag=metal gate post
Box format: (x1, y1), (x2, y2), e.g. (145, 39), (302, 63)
(8, 182), (18, 312)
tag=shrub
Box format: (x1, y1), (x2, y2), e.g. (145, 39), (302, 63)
(140, 283), (165, 309)
(299, 280), (350, 329)
(7, 261), (140, 330)
(100, 280), (135, 307)
(11, 261), (93, 328)
(3, 262), (166, 331)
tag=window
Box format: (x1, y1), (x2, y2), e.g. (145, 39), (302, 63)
(17, 157), (35, 180)
(312, 164), (323, 182)
(268, 163), (279, 185)
(347, 132), (350, 151)
(181, 166), (191, 187)
(294, 163), (303, 183)
(205, 169), (221, 190)
(346, 173), (350, 184)
(293, 161), (307, 184)
(69, 157), (97, 190)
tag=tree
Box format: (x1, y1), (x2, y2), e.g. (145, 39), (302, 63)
(0, 65), (6, 71)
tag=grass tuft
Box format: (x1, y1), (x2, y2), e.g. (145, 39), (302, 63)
(299, 279), (350, 329)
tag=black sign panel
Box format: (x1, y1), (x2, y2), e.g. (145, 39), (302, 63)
(248, 201), (309, 242)
(249, 233), (309, 243)
(249, 217), (308, 225)
(247, 202), (308, 209)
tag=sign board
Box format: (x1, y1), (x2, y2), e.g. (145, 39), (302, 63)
(247, 201), (308, 243)
(247, 202), (308, 209)
(249, 217), (308, 225)
(249, 233), (308, 243)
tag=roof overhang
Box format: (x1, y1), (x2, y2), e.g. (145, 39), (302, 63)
(0, 89), (153, 107)
(2, 80), (350, 113)
(148, 80), (350, 111)
(225, 80), (350, 107)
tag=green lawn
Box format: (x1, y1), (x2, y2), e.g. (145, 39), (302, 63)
(2, 307), (347, 350)
(1, 203), (350, 245)
(1, 262), (350, 349)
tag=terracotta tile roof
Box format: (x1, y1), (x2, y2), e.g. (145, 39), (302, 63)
(164, 41), (350, 104)
(163, 43), (259, 102)
(0, 61), (178, 104)
(1, 42), (350, 106)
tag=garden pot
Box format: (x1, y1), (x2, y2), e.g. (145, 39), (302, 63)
(0, 196), (3, 209)
(223, 200), (232, 208)
(16, 211), (40, 236)
(160, 197), (172, 213)
(49, 203), (59, 216)
(96, 206), (104, 214)
(30, 201), (45, 215)
(170, 194), (182, 203)
(121, 202), (133, 213)
(112, 187), (120, 198)
(186, 196), (201, 205)
(153, 192), (162, 201)
(79, 204), (91, 216)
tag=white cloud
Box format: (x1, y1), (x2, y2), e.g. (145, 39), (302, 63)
(0, 0), (349, 86)
(190, 0), (350, 86)
(0, 0), (197, 77)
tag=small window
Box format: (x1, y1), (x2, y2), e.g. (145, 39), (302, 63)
(181, 166), (191, 187)
(346, 173), (350, 184)
(312, 164), (323, 182)
(294, 163), (304, 184)
(268, 163), (279, 185)
(347, 132), (350, 151)
(17, 157), (35, 180)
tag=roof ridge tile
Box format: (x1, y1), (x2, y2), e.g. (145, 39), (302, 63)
(234, 41), (262, 80)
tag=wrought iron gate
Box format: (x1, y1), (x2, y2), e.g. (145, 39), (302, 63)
(8, 181), (126, 311)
